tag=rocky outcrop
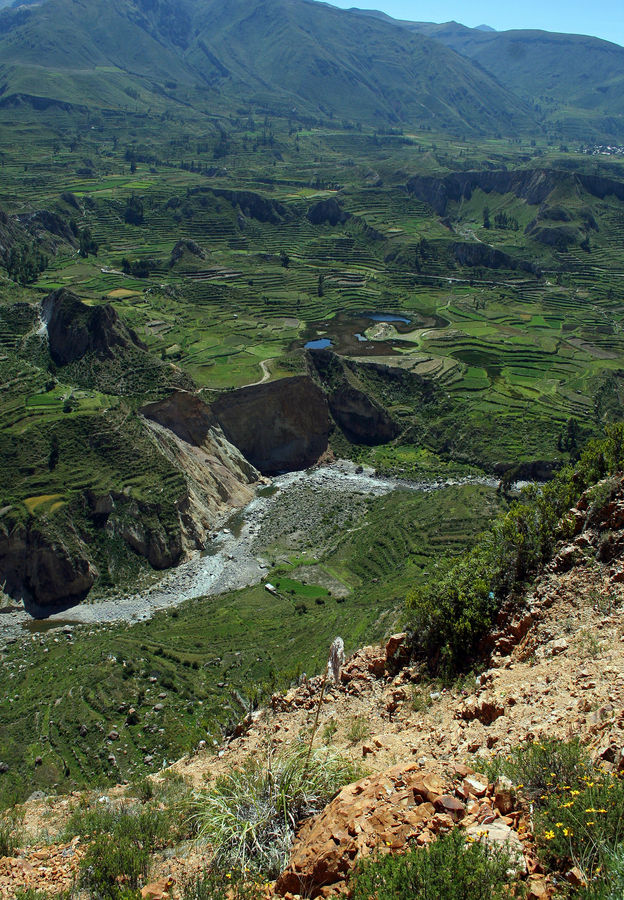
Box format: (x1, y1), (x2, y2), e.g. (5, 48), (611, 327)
(17, 210), (75, 244)
(169, 239), (205, 266)
(308, 351), (400, 446)
(306, 198), (350, 226)
(41, 289), (145, 366)
(329, 384), (398, 445)
(276, 762), (526, 897)
(0, 522), (95, 607)
(407, 169), (560, 215)
(452, 241), (540, 274)
(198, 187), (290, 224)
(211, 377), (331, 474)
(141, 391), (260, 547)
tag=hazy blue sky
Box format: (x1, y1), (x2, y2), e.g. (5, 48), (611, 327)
(321, 0), (624, 47)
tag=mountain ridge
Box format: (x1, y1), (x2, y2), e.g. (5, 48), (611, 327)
(0, 0), (536, 134)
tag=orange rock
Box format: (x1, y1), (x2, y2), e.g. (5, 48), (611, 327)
(141, 876), (175, 900)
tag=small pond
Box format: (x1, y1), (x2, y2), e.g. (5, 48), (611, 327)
(305, 338), (333, 350)
(367, 313), (412, 325)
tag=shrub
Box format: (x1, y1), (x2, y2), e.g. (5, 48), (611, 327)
(485, 738), (591, 803)
(487, 739), (624, 893)
(406, 423), (624, 676)
(350, 828), (519, 900)
(536, 770), (624, 882)
(80, 831), (146, 898)
(189, 745), (359, 876)
(66, 801), (171, 849)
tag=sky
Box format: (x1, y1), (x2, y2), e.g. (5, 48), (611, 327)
(320, 0), (624, 47)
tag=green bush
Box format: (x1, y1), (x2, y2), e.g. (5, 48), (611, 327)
(189, 745), (359, 876)
(350, 828), (519, 900)
(487, 739), (624, 895)
(70, 800), (178, 898)
(485, 738), (591, 803)
(80, 831), (146, 898)
(66, 801), (171, 848)
(406, 423), (624, 676)
(536, 770), (624, 882)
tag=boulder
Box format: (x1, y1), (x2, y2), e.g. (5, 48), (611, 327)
(42, 288), (145, 366)
(459, 695), (505, 726)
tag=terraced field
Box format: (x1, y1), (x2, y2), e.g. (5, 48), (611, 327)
(0, 481), (500, 807)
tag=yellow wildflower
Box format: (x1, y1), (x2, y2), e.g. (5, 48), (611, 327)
(544, 830), (555, 840)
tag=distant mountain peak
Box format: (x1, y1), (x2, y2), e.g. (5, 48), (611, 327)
(475, 24), (496, 32)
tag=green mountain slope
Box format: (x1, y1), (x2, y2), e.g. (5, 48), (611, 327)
(0, 0), (536, 134)
(352, 13), (624, 141)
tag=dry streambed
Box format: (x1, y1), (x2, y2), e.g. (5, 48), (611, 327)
(0, 461), (497, 644)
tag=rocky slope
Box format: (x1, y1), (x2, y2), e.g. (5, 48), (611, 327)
(211, 376), (331, 475)
(3, 477), (624, 897)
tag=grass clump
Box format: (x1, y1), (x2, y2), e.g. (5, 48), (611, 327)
(345, 716), (371, 745)
(190, 744), (359, 876)
(0, 813), (21, 857)
(350, 828), (520, 900)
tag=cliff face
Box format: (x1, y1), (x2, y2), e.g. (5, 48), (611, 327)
(328, 385), (399, 445)
(141, 390), (260, 547)
(211, 377), (331, 475)
(308, 351), (400, 446)
(0, 522), (95, 608)
(41, 288), (146, 366)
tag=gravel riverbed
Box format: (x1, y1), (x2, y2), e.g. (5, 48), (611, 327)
(0, 461), (498, 646)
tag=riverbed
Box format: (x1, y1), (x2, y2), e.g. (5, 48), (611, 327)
(0, 461), (498, 646)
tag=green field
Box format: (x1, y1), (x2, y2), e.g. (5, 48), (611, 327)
(0, 482), (501, 807)
(2, 99), (624, 804)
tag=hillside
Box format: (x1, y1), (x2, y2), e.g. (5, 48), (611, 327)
(0, 0), (536, 134)
(354, 12), (624, 141)
(3, 460), (624, 897)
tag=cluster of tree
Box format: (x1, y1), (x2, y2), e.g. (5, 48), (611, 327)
(4, 243), (48, 285)
(78, 227), (98, 258)
(483, 208), (520, 231)
(493, 212), (520, 231)
(121, 257), (153, 278)
(407, 422), (624, 676)
(124, 195), (144, 226)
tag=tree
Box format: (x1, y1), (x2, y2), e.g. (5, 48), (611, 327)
(124, 195), (144, 225)
(79, 227), (98, 258)
(482, 206), (491, 229)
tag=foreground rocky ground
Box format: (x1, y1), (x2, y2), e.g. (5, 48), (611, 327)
(2, 481), (624, 898)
